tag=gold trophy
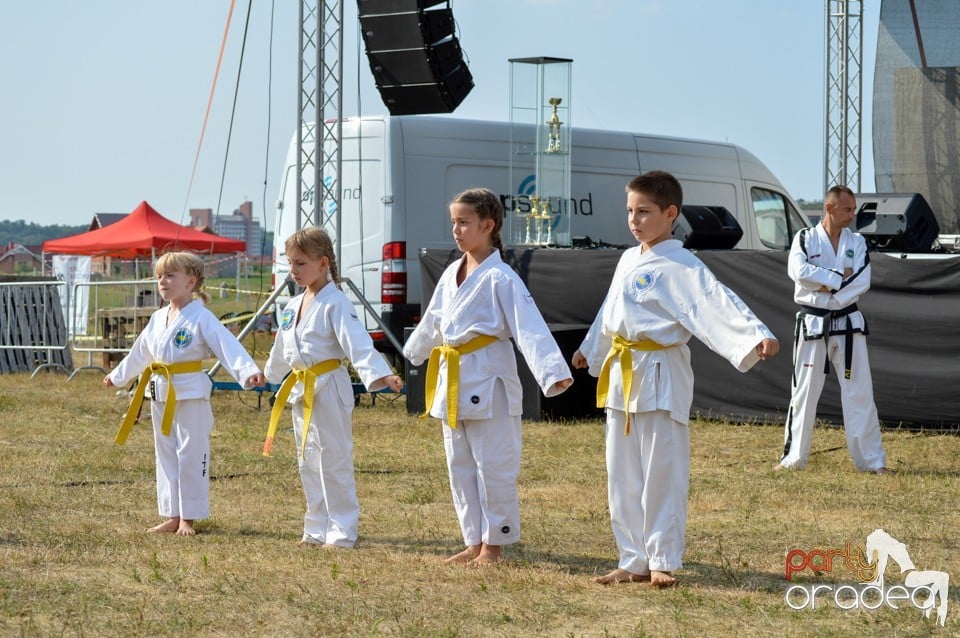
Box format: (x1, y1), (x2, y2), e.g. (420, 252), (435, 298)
(526, 195), (540, 244)
(537, 197), (554, 244)
(546, 97), (562, 153)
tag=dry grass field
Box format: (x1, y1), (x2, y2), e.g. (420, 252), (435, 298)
(1, 367), (958, 637)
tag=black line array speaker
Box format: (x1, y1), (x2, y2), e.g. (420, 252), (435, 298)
(854, 193), (940, 252)
(672, 205), (744, 249)
(358, 0), (473, 115)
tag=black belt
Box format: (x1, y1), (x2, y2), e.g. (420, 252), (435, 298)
(797, 303), (860, 378)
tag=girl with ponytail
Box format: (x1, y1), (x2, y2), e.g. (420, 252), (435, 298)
(265, 227), (403, 548)
(403, 187), (573, 566)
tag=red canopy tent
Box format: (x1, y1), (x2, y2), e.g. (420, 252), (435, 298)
(42, 201), (245, 258)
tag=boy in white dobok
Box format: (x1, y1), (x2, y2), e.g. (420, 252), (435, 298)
(404, 188), (573, 566)
(573, 171), (779, 587)
(777, 185), (888, 473)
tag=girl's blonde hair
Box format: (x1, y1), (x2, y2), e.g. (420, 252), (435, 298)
(155, 252), (209, 302)
(285, 227), (341, 287)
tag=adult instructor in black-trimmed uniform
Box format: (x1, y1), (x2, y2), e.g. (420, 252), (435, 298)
(777, 185), (888, 474)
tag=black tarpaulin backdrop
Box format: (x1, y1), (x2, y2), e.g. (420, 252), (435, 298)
(420, 248), (960, 428)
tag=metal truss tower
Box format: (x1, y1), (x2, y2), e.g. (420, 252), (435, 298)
(825, 0), (863, 191)
(297, 0), (344, 258)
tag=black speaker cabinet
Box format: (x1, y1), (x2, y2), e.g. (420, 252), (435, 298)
(404, 327), (427, 415)
(376, 65), (473, 116)
(359, 0), (473, 115)
(358, 0), (445, 14)
(366, 38), (463, 87)
(359, 9), (453, 51)
(854, 193), (940, 252)
(672, 205), (744, 249)
(517, 324), (603, 421)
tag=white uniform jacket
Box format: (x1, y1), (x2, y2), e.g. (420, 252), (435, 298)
(579, 240), (774, 425)
(788, 224), (870, 339)
(108, 299), (261, 400)
(265, 283), (393, 406)
(403, 250), (571, 421)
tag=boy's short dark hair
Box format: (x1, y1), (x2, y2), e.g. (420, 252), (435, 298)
(626, 171), (683, 212)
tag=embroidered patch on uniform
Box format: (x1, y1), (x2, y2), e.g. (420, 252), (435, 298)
(280, 308), (296, 329)
(471, 395), (480, 404)
(501, 525), (510, 534)
(173, 328), (193, 349)
(634, 271), (656, 292)
(845, 249), (854, 258)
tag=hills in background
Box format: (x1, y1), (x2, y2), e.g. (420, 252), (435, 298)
(1, 219), (87, 248)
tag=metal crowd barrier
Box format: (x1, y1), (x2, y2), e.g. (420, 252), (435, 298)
(0, 279), (72, 377)
(67, 279), (158, 379)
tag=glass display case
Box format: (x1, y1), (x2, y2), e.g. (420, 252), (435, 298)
(507, 57), (572, 246)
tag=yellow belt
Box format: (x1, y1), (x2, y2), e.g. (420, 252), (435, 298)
(263, 359), (341, 458)
(422, 334), (499, 427)
(114, 360), (204, 445)
(596, 335), (670, 435)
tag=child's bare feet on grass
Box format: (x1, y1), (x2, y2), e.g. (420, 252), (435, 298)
(147, 518), (180, 534)
(175, 520), (196, 536)
(467, 544), (501, 567)
(444, 544), (481, 565)
(296, 540), (320, 548)
(650, 570), (676, 588)
(594, 568), (650, 585)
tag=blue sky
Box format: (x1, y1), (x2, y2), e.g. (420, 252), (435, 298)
(0, 1), (880, 228)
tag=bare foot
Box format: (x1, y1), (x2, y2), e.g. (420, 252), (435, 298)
(444, 545), (481, 565)
(147, 518), (180, 534)
(175, 520), (196, 536)
(650, 570), (677, 588)
(468, 544), (501, 567)
(296, 538), (323, 548)
(593, 568), (650, 585)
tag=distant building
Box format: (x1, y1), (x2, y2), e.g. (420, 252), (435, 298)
(89, 213), (125, 231)
(191, 201), (264, 258)
(85, 212), (125, 276)
(0, 242), (43, 274)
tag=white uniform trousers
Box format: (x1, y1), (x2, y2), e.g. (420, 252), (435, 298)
(606, 408), (689, 574)
(443, 381), (522, 547)
(151, 398), (214, 520)
(293, 380), (359, 547)
(780, 333), (886, 471)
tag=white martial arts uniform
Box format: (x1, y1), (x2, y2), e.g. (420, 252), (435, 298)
(265, 282), (393, 547)
(403, 250), (571, 547)
(779, 225), (887, 471)
(578, 240), (774, 574)
(109, 299), (262, 520)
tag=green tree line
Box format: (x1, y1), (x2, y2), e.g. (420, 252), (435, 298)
(0, 219), (86, 247)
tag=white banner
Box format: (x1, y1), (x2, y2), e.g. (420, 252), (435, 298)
(51, 255), (91, 337)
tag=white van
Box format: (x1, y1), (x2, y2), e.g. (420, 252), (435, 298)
(273, 115), (809, 347)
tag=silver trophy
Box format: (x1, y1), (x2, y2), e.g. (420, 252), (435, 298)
(546, 97), (563, 153)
